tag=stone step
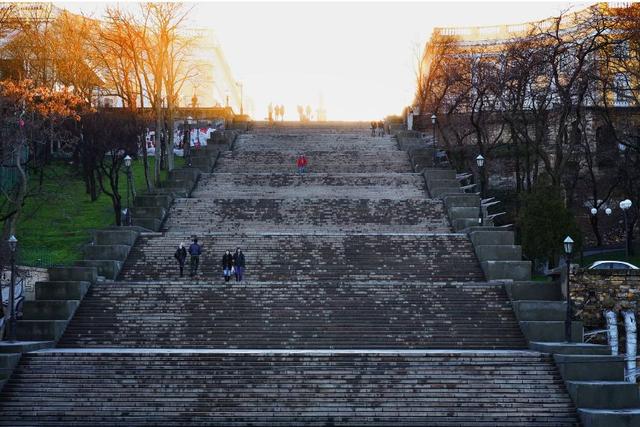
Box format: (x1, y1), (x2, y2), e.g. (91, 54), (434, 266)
(482, 260), (532, 281)
(475, 245), (522, 262)
(520, 321), (584, 343)
(57, 282), (524, 349)
(192, 173), (427, 200)
(48, 267), (96, 284)
(15, 320), (68, 341)
(0, 351), (578, 426)
(82, 245), (131, 262)
(470, 230), (515, 246)
(163, 198), (451, 233)
(119, 233), (484, 283)
(555, 355), (625, 381)
(530, 342), (612, 355)
(93, 229), (138, 246)
(74, 260), (122, 280)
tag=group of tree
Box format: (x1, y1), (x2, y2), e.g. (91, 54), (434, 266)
(416, 3), (640, 265)
(0, 3), (198, 243)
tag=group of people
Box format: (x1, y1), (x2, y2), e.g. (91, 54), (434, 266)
(268, 103), (285, 122)
(370, 120), (387, 137)
(174, 237), (246, 282)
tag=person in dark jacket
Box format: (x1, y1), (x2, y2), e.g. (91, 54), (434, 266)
(222, 250), (234, 282)
(188, 237), (202, 277)
(174, 243), (187, 277)
(233, 248), (246, 282)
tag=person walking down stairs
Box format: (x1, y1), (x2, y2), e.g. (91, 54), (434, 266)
(188, 237), (203, 277)
(174, 243), (187, 277)
(233, 248), (246, 282)
(296, 154), (307, 174)
(222, 250), (234, 282)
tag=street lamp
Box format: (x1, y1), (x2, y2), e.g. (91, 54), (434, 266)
(590, 207), (598, 216)
(7, 235), (17, 341)
(124, 155), (133, 226)
(620, 199), (633, 258)
(606, 208), (612, 216)
(431, 114), (437, 166)
(564, 236), (574, 343)
(476, 154), (485, 225)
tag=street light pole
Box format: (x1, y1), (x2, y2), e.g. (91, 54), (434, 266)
(124, 155), (132, 226)
(620, 199), (633, 258)
(476, 154), (485, 225)
(236, 82), (244, 116)
(564, 236), (574, 343)
(431, 114), (437, 167)
(7, 235), (17, 342)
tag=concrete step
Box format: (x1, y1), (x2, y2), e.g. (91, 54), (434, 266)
(476, 245), (522, 262)
(0, 341), (55, 354)
(75, 260), (123, 280)
(578, 408), (640, 427)
(470, 230), (515, 246)
(554, 354), (626, 381)
(530, 342), (612, 355)
(35, 281), (91, 301)
(22, 300), (79, 321)
(513, 300), (567, 321)
(93, 229), (138, 246)
(568, 381), (640, 409)
(15, 320), (68, 341)
(48, 267), (96, 284)
(520, 321), (583, 343)
(482, 260), (532, 281)
(505, 282), (562, 301)
(82, 245), (130, 262)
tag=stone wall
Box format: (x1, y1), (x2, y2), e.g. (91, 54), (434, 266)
(570, 269), (640, 332)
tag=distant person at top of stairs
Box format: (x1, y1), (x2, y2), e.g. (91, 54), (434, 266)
(377, 120), (384, 137)
(188, 237), (202, 277)
(370, 121), (377, 136)
(280, 105), (285, 121)
(174, 243), (187, 277)
(297, 154), (308, 174)
(233, 248), (246, 282)
(268, 103), (274, 122)
(222, 250), (233, 282)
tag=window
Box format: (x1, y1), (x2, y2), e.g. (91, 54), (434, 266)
(613, 40), (630, 60)
(613, 73), (631, 103)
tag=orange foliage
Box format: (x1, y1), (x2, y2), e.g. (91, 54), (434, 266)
(0, 79), (87, 122)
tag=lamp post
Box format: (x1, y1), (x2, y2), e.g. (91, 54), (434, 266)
(225, 90), (230, 109)
(564, 236), (574, 343)
(476, 154), (485, 225)
(431, 114), (437, 167)
(124, 155), (132, 226)
(7, 235), (17, 342)
(620, 199), (633, 258)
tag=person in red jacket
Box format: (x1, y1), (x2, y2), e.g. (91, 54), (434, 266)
(296, 154), (307, 174)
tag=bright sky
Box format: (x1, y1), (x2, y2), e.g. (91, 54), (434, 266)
(58, 1), (592, 120)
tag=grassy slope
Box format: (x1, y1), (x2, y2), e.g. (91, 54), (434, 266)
(15, 157), (184, 267)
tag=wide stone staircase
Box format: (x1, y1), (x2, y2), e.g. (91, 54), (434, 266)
(0, 122), (583, 425)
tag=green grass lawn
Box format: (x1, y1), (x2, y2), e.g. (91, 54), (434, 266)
(15, 156), (184, 267)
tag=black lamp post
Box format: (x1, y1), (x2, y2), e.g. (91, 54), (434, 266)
(7, 235), (17, 342)
(476, 154), (485, 225)
(620, 199), (633, 258)
(564, 236), (574, 343)
(431, 114), (437, 167)
(124, 155), (132, 226)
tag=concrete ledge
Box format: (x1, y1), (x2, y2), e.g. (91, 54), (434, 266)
(16, 320), (68, 341)
(520, 321), (583, 343)
(555, 354), (624, 381)
(470, 230), (515, 246)
(505, 281), (562, 301)
(94, 229), (138, 246)
(22, 300), (79, 320)
(132, 217), (162, 232)
(430, 186), (463, 198)
(48, 267), (97, 284)
(35, 281), (91, 301)
(131, 206), (167, 220)
(452, 218), (480, 232)
(443, 193), (481, 208)
(482, 260), (532, 281)
(512, 300), (566, 321)
(568, 382), (640, 409)
(578, 408), (640, 427)
(530, 342), (611, 355)
(169, 168), (200, 182)
(83, 245), (131, 262)
(75, 260), (123, 280)
(0, 341), (55, 354)
(476, 245), (522, 262)
(133, 194), (173, 209)
(448, 206), (480, 220)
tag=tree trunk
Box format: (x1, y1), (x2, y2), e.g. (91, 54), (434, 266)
(589, 215), (603, 247)
(4, 142), (28, 238)
(154, 94), (162, 187)
(166, 100), (175, 171)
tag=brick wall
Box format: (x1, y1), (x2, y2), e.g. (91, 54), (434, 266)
(570, 269), (640, 331)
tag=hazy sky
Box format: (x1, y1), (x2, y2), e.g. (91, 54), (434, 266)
(59, 1), (593, 120)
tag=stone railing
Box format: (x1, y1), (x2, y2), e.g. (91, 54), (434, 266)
(570, 269), (640, 330)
